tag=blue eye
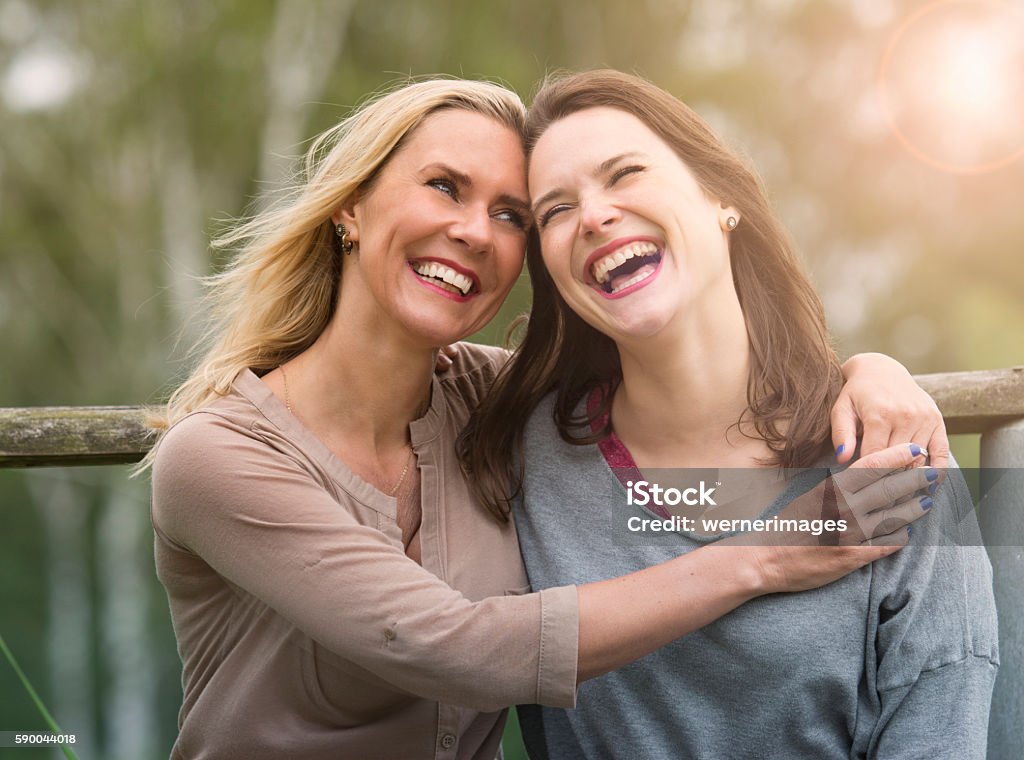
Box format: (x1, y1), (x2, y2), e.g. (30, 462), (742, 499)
(494, 209), (527, 230)
(428, 178), (458, 199)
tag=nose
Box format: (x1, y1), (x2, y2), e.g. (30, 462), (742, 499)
(579, 193), (621, 236)
(448, 203), (494, 254)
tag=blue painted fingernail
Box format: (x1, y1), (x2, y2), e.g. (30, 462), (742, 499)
(836, 444), (846, 458)
(909, 443), (922, 457)
(921, 496), (933, 510)
(907, 525), (913, 538)
(927, 482), (938, 495)
(926, 468), (939, 482)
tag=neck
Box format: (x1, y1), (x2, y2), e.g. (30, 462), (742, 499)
(610, 289), (769, 467)
(286, 306), (435, 451)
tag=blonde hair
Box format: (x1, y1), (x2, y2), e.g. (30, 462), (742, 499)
(139, 77), (526, 470)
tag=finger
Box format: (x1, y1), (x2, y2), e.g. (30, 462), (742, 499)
(851, 467), (937, 515)
(851, 494), (933, 540)
(862, 524), (912, 548)
(906, 427), (930, 464)
(441, 344), (458, 359)
(433, 355), (453, 373)
(833, 442), (928, 494)
(906, 425), (948, 484)
(830, 396), (860, 464)
(926, 425), (951, 471)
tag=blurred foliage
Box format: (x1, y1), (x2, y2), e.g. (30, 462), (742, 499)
(1, 0), (1020, 757)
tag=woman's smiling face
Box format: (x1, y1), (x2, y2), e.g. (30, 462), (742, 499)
(340, 108), (530, 347)
(528, 106), (740, 344)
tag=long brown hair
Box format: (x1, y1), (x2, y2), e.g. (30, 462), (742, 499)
(459, 69), (843, 520)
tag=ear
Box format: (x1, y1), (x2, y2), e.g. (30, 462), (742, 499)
(332, 198), (360, 242)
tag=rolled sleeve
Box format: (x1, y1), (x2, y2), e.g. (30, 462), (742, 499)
(873, 655), (998, 759)
(537, 585), (580, 708)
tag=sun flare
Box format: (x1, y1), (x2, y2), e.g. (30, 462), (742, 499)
(879, 0), (1024, 173)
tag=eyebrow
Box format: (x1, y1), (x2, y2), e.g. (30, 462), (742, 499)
(424, 162), (530, 216)
(530, 152), (646, 217)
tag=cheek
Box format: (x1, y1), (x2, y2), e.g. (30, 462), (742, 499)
(496, 236), (526, 284)
(538, 231), (575, 280)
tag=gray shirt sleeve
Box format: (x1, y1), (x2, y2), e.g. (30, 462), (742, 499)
(872, 655), (998, 759)
(863, 467), (999, 758)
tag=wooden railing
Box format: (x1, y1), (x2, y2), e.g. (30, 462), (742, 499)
(1, 367), (1022, 468)
(2, 367), (1023, 757)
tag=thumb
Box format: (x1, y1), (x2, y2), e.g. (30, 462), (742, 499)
(830, 395), (859, 463)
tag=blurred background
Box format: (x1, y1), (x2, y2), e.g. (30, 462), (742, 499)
(1, 0), (1021, 757)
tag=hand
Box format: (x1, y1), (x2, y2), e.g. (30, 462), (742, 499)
(434, 345), (457, 374)
(832, 353), (950, 469)
(730, 442), (933, 594)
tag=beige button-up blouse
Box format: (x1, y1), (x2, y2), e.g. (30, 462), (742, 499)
(151, 343), (579, 759)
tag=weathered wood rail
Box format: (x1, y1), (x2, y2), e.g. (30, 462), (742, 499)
(0, 406), (152, 467)
(1, 367), (1023, 468)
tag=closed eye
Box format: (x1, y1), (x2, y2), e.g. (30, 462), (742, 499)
(538, 203), (573, 228)
(610, 164), (645, 184)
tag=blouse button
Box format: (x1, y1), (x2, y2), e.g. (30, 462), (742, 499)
(440, 733), (456, 749)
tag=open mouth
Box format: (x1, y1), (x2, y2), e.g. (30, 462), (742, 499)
(409, 260), (478, 297)
(590, 241), (663, 295)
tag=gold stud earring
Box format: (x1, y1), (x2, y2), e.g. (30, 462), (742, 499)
(726, 216), (738, 231)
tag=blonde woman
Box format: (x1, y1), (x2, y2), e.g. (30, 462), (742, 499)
(149, 78), (947, 759)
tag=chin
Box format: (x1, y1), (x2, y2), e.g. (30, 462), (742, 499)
(403, 317), (479, 348)
(390, 298), (469, 339)
(408, 326), (469, 349)
(584, 308), (673, 343)
(616, 320), (672, 342)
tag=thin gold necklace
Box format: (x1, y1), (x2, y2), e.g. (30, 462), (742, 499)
(279, 363), (294, 413)
(280, 363), (412, 496)
(388, 448), (413, 496)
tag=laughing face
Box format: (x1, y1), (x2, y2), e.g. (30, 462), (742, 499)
(338, 109), (530, 347)
(528, 106), (741, 344)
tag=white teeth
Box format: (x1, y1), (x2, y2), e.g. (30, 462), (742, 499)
(591, 241), (659, 284)
(411, 261), (473, 295)
(610, 269), (652, 293)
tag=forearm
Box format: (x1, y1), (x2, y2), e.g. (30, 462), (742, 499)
(576, 546), (761, 681)
(840, 351), (906, 379)
(575, 531), (907, 682)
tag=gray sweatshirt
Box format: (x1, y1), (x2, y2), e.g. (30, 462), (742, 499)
(514, 395), (998, 760)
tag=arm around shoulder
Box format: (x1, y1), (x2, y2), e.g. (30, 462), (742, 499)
(152, 411), (579, 712)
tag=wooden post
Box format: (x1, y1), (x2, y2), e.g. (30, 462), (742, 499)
(980, 420), (1024, 757)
